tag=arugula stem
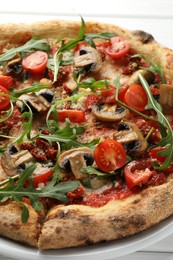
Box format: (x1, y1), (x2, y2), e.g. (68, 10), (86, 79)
(116, 99), (158, 123)
(0, 174), (20, 187)
(145, 127), (154, 141)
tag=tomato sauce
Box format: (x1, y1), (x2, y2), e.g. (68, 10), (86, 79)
(82, 184), (133, 207)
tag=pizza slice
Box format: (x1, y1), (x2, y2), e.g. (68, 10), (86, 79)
(0, 18), (173, 249)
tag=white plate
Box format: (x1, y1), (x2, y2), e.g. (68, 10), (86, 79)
(1, 215), (173, 260)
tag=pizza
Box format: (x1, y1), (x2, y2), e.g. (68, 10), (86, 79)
(0, 18), (173, 250)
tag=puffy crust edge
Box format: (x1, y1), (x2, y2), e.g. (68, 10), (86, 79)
(0, 20), (173, 81)
(38, 180), (173, 249)
(0, 201), (42, 247)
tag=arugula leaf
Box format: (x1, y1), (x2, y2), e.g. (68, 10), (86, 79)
(38, 129), (99, 150)
(139, 73), (173, 170)
(115, 74), (173, 170)
(0, 38), (50, 63)
(0, 101), (13, 123)
(85, 32), (116, 48)
(13, 102), (33, 144)
(10, 82), (50, 98)
(132, 54), (166, 83)
(114, 76), (158, 122)
(0, 165), (80, 223)
(48, 17), (115, 82)
(52, 53), (63, 83)
(75, 76), (109, 91)
(46, 92), (90, 132)
(81, 166), (117, 177)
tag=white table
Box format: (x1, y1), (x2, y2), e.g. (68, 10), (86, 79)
(0, 0), (173, 259)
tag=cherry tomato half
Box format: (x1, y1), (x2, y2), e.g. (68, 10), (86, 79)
(22, 51), (48, 73)
(85, 94), (103, 110)
(104, 37), (130, 59)
(101, 85), (128, 103)
(0, 76), (13, 89)
(32, 170), (54, 188)
(0, 85), (10, 110)
(94, 139), (127, 173)
(149, 146), (173, 173)
(58, 110), (86, 123)
(124, 84), (148, 111)
(124, 159), (154, 189)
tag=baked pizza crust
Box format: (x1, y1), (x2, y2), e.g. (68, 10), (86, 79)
(0, 19), (173, 249)
(38, 180), (173, 249)
(0, 201), (42, 247)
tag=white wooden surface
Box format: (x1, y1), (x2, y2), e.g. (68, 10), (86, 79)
(0, 0), (173, 259)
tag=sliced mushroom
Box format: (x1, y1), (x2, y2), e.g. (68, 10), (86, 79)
(1, 145), (33, 176)
(92, 104), (127, 122)
(128, 69), (154, 86)
(74, 47), (102, 73)
(16, 92), (51, 112)
(58, 147), (94, 180)
(114, 121), (148, 155)
(4, 54), (23, 77)
(160, 84), (173, 113)
(37, 89), (54, 103)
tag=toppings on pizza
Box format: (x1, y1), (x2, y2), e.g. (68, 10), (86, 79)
(92, 103), (127, 121)
(0, 17), (172, 229)
(114, 121), (148, 155)
(1, 146), (33, 176)
(58, 147), (94, 180)
(74, 46), (102, 72)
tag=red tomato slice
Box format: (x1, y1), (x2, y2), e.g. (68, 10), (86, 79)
(85, 94), (103, 110)
(32, 170), (54, 188)
(0, 76), (13, 89)
(0, 85), (10, 110)
(58, 110), (86, 123)
(104, 37), (130, 59)
(149, 147), (167, 163)
(22, 51), (48, 73)
(124, 84), (148, 111)
(124, 159), (154, 189)
(101, 85), (128, 103)
(94, 139), (126, 173)
(149, 146), (173, 173)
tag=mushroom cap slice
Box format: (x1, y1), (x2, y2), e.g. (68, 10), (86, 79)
(160, 84), (173, 113)
(74, 46), (102, 73)
(114, 121), (148, 155)
(58, 147), (94, 180)
(128, 69), (154, 86)
(92, 104), (127, 122)
(1, 148), (33, 176)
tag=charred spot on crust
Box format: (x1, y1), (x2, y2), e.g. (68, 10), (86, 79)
(78, 215), (92, 223)
(85, 239), (94, 245)
(49, 210), (71, 220)
(129, 215), (146, 228)
(133, 30), (154, 43)
(55, 226), (62, 233)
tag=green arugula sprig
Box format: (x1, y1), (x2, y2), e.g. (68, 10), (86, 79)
(114, 77), (158, 122)
(13, 101), (33, 144)
(36, 119), (99, 150)
(115, 74), (173, 170)
(0, 165), (80, 223)
(10, 82), (50, 98)
(81, 166), (118, 177)
(139, 73), (173, 170)
(132, 54), (166, 83)
(0, 38), (50, 63)
(73, 73), (109, 91)
(0, 101), (13, 123)
(49, 17), (116, 83)
(46, 92), (90, 132)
